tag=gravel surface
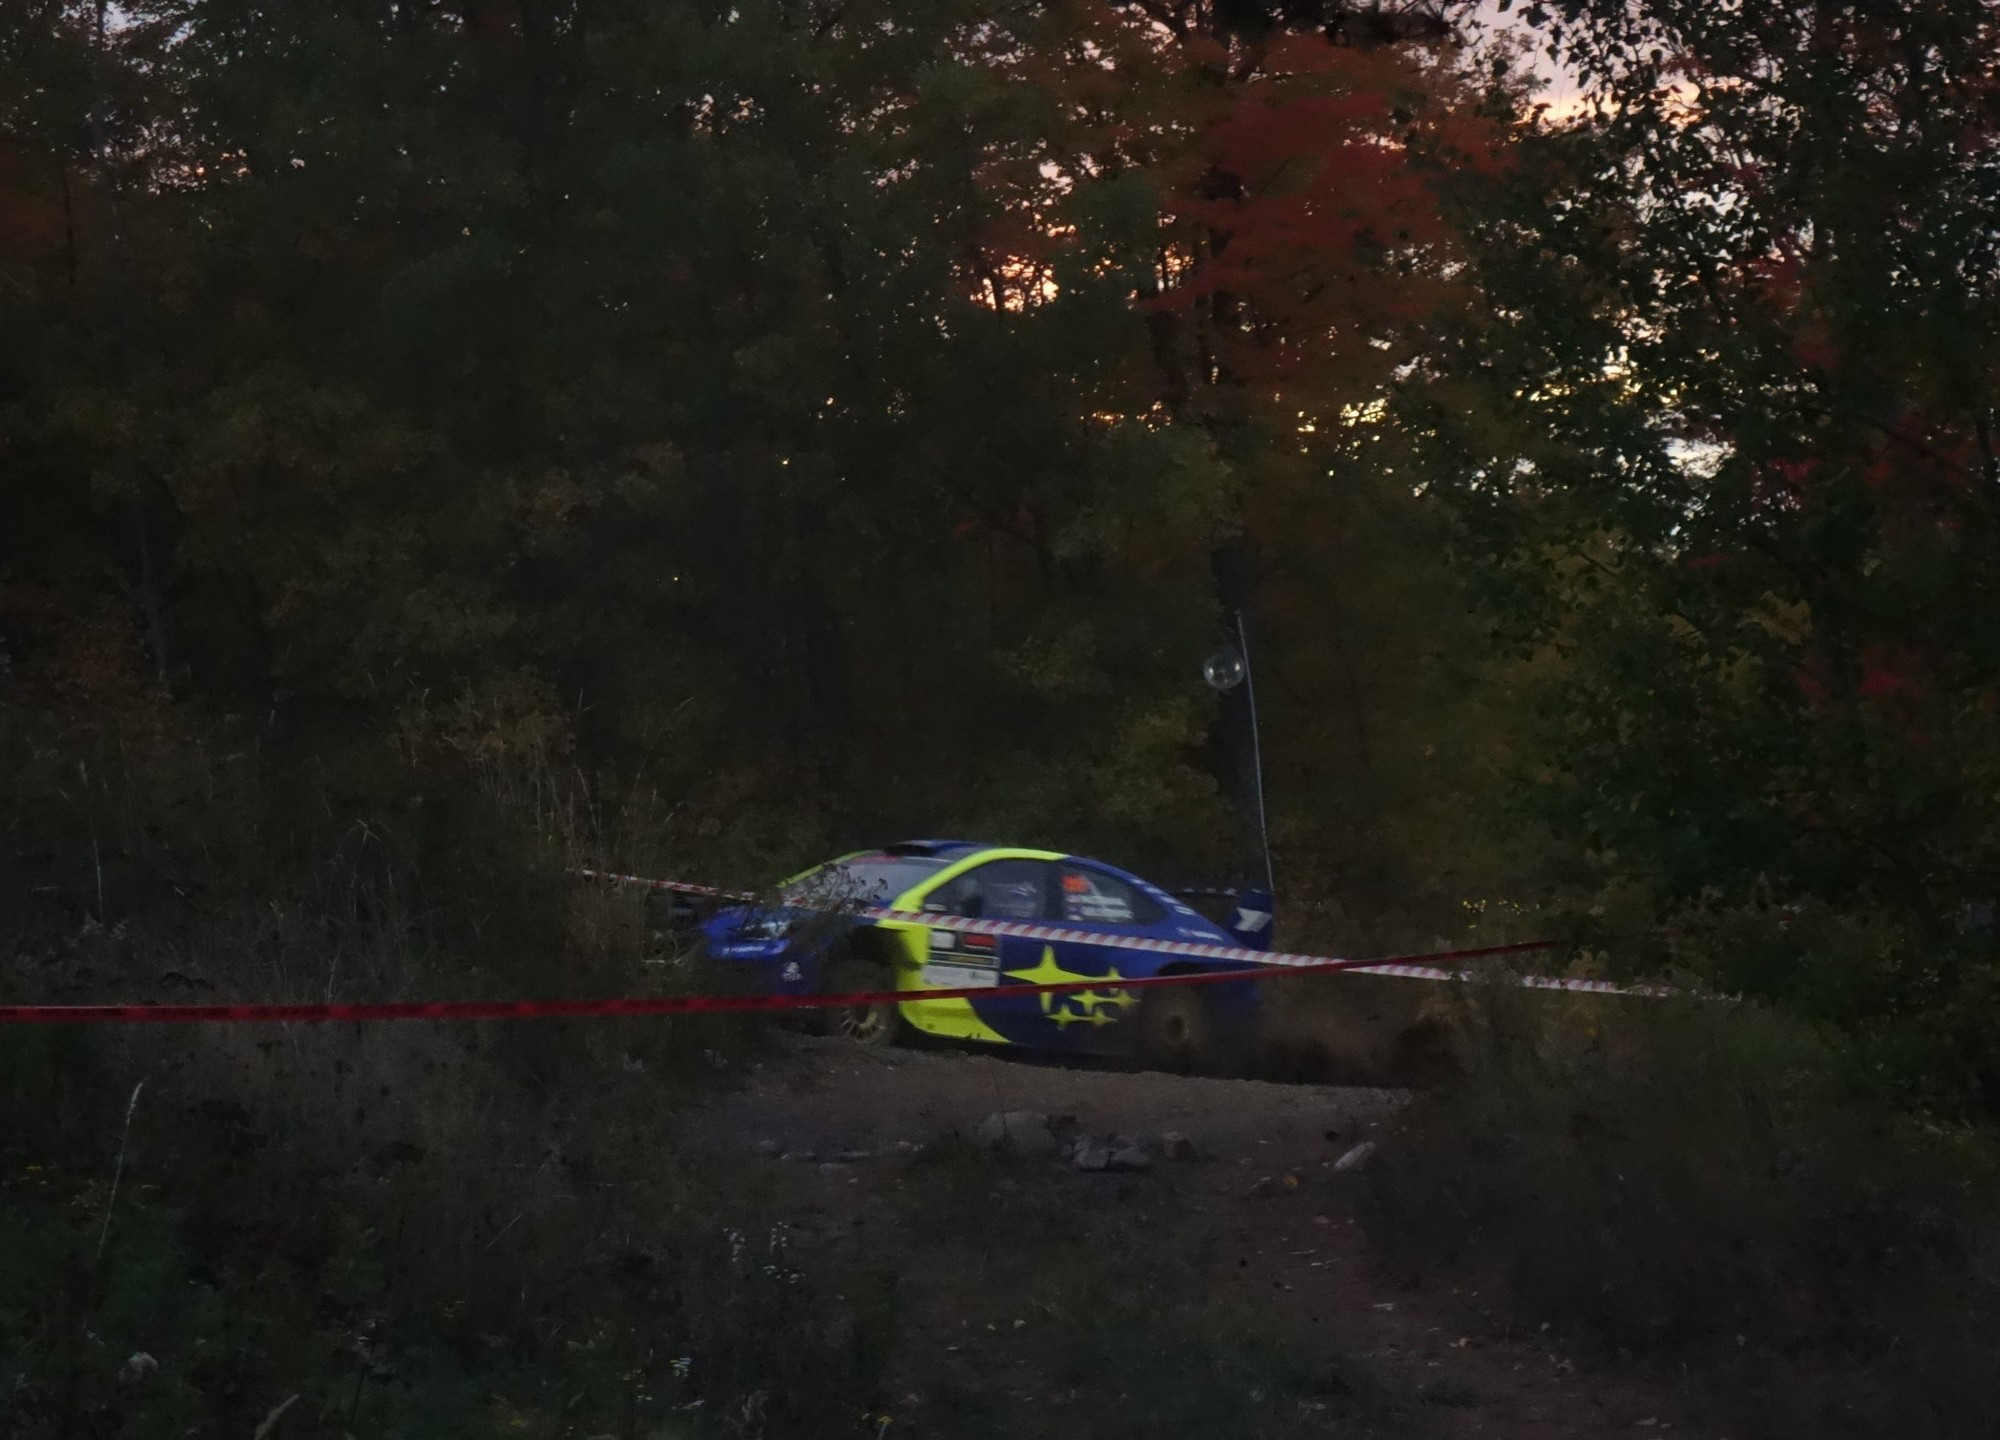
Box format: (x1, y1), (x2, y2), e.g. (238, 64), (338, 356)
(689, 1033), (1410, 1160)
(684, 1033), (1713, 1440)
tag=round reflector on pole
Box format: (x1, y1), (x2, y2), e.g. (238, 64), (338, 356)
(1202, 645), (1247, 693)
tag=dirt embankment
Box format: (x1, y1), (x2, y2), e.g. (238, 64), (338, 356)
(687, 1036), (1715, 1440)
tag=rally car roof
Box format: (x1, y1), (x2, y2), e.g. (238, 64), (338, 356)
(878, 839), (989, 859)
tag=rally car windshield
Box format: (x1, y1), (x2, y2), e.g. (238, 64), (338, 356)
(780, 854), (949, 908)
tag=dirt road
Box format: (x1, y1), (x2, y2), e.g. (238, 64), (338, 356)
(687, 1035), (1713, 1440)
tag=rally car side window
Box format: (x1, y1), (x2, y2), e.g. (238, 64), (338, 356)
(922, 860), (1049, 921)
(1057, 865), (1162, 925)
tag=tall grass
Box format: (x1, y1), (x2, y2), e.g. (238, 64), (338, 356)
(1364, 983), (2000, 1438)
(0, 706), (881, 1438)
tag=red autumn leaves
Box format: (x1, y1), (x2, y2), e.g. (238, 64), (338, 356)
(965, 23), (1493, 380)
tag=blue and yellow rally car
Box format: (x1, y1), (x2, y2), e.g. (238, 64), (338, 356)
(693, 840), (1276, 1071)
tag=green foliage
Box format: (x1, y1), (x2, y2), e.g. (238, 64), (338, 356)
(0, 724), (882, 1440)
(16, 0), (2000, 1417)
(3, 0), (1287, 867)
(2, 0), (1528, 926)
(0, 1101), (884, 1439)
(1405, 0), (2000, 1110)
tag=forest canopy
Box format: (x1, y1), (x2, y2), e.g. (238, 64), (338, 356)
(6, 0), (2000, 1111)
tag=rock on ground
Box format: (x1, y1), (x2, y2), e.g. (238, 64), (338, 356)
(975, 1110), (1059, 1157)
(1332, 1140), (1378, 1172)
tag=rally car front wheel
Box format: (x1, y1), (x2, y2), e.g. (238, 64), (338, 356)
(1134, 983), (1215, 1074)
(822, 957), (903, 1048)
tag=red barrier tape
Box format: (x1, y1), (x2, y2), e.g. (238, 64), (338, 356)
(0, 942), (1585, 1026)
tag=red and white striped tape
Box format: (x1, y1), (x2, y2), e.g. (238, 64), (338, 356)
(866, 907), (1562, 977)
(0, 874), (1669, 1027)
(578, 868), (1667, 999)
(574, 868), (757, 902)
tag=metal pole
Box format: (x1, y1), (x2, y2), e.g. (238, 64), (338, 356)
(1234, 609), (1277, 897)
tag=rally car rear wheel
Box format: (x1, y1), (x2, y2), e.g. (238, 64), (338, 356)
(1135, 983), (1215, 1074)
(822, 957), (903, 1048)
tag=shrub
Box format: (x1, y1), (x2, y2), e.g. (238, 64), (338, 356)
(0, 711), (879, 1438)
(1365, 985), (2000, 1438)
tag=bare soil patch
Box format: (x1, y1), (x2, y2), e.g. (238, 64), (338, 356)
(686, 1035), (1718, 1439)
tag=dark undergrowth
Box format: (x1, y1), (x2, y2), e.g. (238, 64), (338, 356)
(3, 701), (1390, 1440)
(1, 706), (890, 1439)
(1364, 985), (2000, 1439)
(0, 1023), (892, 1440)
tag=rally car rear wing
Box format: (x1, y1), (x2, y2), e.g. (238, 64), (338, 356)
(1169, 887), (1276, 951)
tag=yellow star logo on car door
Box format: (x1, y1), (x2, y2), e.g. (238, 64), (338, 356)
(1003, 945), (1140, 1025)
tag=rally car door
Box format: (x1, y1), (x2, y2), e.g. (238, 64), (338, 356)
(1023, 863), (1160, 1047)
(916, 858), (1054, 1043)
(973, 862), (1158, 1050)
